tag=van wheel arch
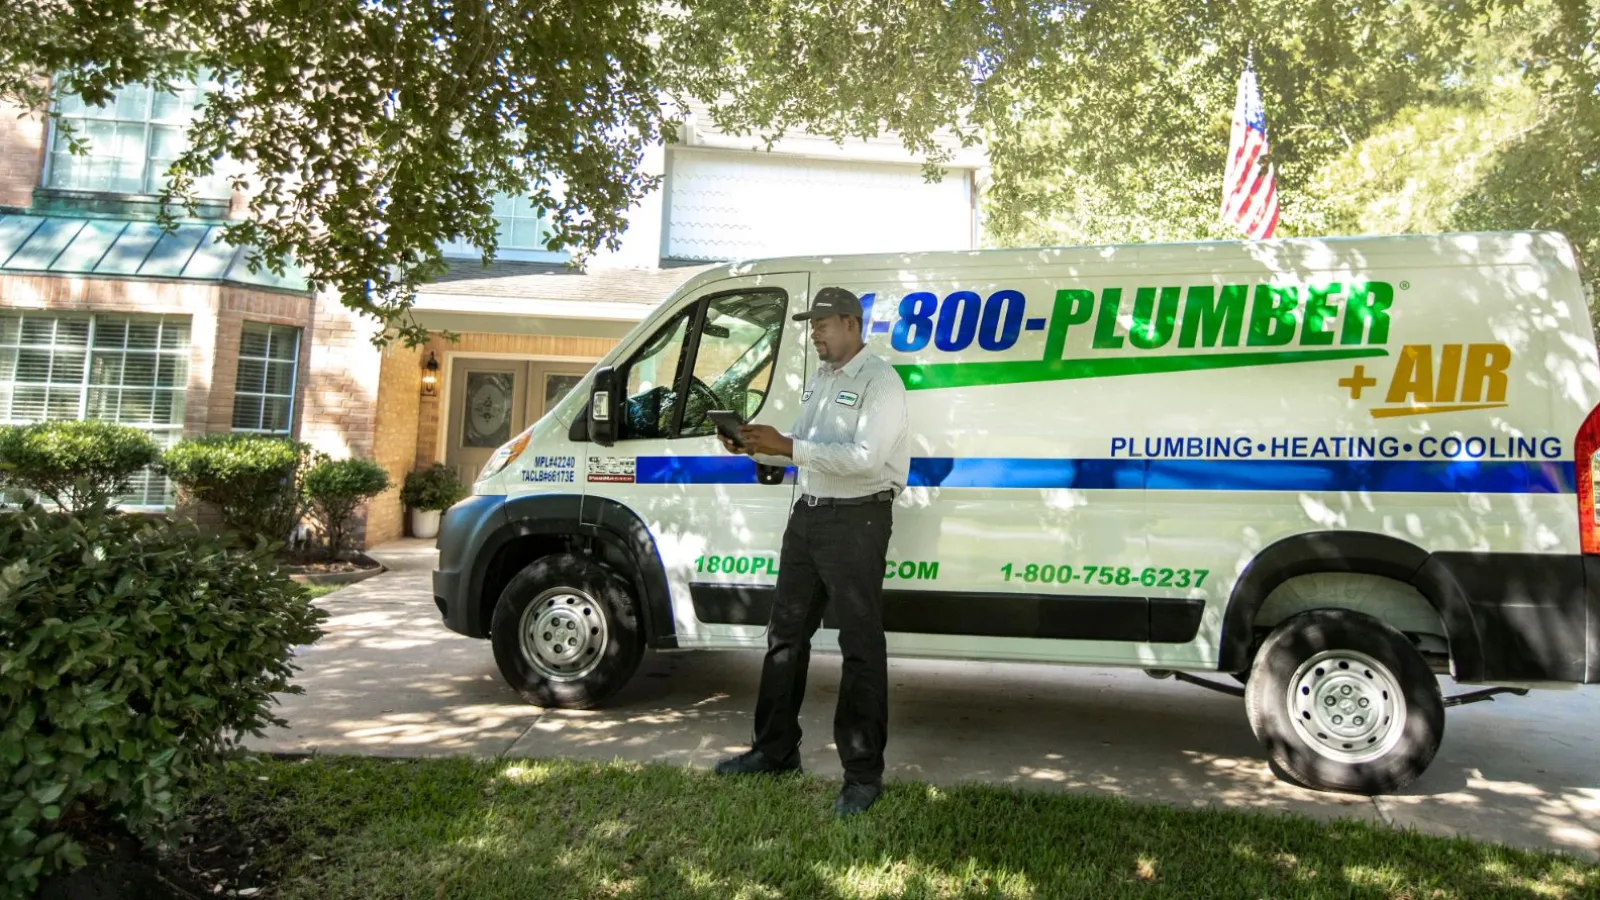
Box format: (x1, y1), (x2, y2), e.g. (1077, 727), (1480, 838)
(479, 495), (677, 649)
(1221, 531), (1483, 677)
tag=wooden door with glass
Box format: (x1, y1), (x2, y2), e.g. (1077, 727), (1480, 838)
(446, 359), (527, 487)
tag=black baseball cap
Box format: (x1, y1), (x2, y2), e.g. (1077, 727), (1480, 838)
(792, 286), (864, 321)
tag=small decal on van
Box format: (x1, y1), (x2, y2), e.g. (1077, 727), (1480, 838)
(588, 456), (636, 483)
(836, 391), (860, 407)
(802, 390), (813, 402)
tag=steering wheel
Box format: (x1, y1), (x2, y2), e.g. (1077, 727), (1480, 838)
(687, 376), (719, 412)
(655, 376), (723, 435)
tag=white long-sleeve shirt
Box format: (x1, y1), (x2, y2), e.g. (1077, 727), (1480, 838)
(754, 349), (909, 499)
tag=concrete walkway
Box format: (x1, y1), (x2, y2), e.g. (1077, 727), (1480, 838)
(255, 543), (1600, 860)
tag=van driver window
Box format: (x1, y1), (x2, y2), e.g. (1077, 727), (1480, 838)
(618, 290), (787, 441)
(620, 311), (691, 440)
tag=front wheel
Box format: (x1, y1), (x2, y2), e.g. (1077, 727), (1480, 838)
(1245, 609), (1444, 795)
(490, 553), (643, 709)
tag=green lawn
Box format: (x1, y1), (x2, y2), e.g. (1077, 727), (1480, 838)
(299, 583), (345, 600)
(194, 756), (1598, 900)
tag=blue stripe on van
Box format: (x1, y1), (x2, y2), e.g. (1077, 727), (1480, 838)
(635, 455), (795, 484)
(909, 457), (1577, 494)
(632, 456), (1577, 494)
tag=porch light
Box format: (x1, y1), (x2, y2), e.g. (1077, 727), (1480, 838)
(421, 352), (440, 397)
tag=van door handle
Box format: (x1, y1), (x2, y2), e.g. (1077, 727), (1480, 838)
(755, 463), (786, 486)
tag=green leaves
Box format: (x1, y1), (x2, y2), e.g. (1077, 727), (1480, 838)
(302, 456), (391, 559)
(0, 505), (326, 898)
(2, 0), (1594, 351)
(0, 0), (676, 346)
(162, 435), (314, 548)
(400, 463), (467, 512)
(0, 422), (161, 512)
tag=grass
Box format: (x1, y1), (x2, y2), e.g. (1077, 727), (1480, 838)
(192, 756), (1599, 900)
(299, 583), (345, 600)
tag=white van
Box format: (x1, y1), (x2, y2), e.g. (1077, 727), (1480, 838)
(432, 231), (1600, 795)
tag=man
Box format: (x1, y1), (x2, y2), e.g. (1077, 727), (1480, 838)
(712, 286), (910, 818)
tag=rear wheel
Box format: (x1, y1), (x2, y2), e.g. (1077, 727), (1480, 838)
(490, 553), (643, 709)
(1245, 608), (1444, 795)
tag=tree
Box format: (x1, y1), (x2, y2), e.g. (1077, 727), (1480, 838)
(1296, 1), (1597, 307)
(953, 0), (1597, 305)
(1, 0), (670, 347)
(3, 1), (1593, 348)
(1308, 2), (1583, 248)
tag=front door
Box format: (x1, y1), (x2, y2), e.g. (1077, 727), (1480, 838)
(447, 358), (528, 487)
(528, 362), (591, 423)
(581, 274), (810, 646)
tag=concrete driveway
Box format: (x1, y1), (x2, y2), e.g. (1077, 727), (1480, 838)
(252, 545), (1600, 860)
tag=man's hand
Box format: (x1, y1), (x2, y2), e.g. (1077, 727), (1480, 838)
(738, 425), (793, 458)
(717, 432), (750, 456)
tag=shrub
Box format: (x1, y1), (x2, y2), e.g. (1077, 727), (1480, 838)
(0, 505), (325, 897)
(302, 456), (391, 559)
(400, 462), (469, 512)
(0, 421), (161, 511)
(162, 435), (312, 547)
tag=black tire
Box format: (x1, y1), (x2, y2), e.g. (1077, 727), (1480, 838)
(1244, 608), (1444, 795)
(490, 553), (643, 709)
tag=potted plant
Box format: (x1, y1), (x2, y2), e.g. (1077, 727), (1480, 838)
(401, 463), (468, 539)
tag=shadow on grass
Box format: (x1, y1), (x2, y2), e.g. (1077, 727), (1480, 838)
(206, 756), (1596, 900)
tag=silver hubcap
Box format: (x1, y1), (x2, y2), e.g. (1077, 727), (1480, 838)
(518, 588), (607, 682)
(1286, 649), (1406, 764)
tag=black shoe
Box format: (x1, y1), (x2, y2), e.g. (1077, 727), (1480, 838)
(713, 748), (801, 776)
(834, 780), (882, 817)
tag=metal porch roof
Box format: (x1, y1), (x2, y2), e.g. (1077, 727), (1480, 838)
(0, 214), (308, 293)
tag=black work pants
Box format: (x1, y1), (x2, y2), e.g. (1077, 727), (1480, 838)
(752, 496), (893, 784)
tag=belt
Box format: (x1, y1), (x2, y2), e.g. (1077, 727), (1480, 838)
(800, 490), (894, 507)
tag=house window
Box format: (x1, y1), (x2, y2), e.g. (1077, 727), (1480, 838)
(0, 312), (190, 507)
(231, 323), (300, 434)
(46, 74), (232, 198)
(441, 193), (559, 261)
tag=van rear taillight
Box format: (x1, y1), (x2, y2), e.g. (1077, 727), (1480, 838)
(1577, 402), (1600, 554)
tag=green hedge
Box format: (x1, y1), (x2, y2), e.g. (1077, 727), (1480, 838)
(0, 505), (325, 896)
(0, 421), (161, 510)
(302, 456), (391, 559)
(162, 434), (313, 547)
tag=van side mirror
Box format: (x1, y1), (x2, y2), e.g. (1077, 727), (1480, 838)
(588, 366), (618, 447)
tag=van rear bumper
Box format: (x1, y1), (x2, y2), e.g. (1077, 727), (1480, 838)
(1414, 551), (1600, 684)
(431, 494), (508, 639)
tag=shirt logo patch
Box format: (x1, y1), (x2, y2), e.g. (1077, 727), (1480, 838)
(803, 390), (813, 402)
(836, 390), (860, 407)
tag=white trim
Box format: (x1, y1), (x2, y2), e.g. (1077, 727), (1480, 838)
(671, 115), (989, 169)
(441, 350), (599, 364)
(439, 247), (570, 264)
(411, 294), (655, 322)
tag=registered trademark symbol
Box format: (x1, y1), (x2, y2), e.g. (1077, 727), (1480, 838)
(1399, 281), (1411, 290)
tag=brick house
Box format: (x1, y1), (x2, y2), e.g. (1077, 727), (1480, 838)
(0, 81), (986, 547)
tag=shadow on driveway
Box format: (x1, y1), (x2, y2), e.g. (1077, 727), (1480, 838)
(251, 570), (1600, 859)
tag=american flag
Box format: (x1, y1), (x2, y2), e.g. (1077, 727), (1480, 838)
(1221, 67), (1279, 239)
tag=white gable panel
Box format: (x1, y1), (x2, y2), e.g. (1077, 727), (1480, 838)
(666, 150), (973, 261)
